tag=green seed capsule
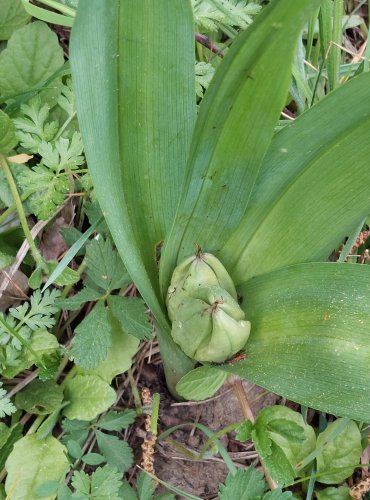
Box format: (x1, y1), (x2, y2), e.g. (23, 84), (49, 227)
(167, 252), (251, 363)
(166, 251), (237, 321)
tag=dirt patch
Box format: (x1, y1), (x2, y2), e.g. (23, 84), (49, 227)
(150, 372), (279, 499)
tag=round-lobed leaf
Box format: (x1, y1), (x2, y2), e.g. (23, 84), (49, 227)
(63, 374), (116, 421)
(5, 435), (69, 500)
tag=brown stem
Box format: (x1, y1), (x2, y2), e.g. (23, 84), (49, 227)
(195, 33), (225, 58)
(232, 378), (278, 490)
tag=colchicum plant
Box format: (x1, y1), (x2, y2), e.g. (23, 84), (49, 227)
(70, 0), (370, 419)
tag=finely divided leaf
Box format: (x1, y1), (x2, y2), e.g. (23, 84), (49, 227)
(71, 301), (112, 369)
(10, 288), (61, 331)
(0, 383), (16, 418)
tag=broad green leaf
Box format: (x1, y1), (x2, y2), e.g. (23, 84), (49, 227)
(63, 374), (116, 421)
(62, 419), (90, 445)
(160, 0), (324, 294)
(35, 481), (60, 497)
(82, 452), (105, 466)
(70, 0), (195, 391)
(251, 425), (295, 486)
(70, 0), (195, 329)
(56, 286), (102, 310)
(66, 439), (83, 459)
(223, 263), (370, 421)
(71, 302), (112, 370)
(218, 468), (266, 500)
(235, 420), (253, 442)
(5, 435), (69, 500)
(316, 486), (351, 500)
(0, 424), (22, 470)
(226, 72), (370, 283)
(85, 237), (130, 293)
(0, 110), (17, 153)
(263, 491), (294, 500)
(176, 365), (227, 400)
(316, 419), (362, 484)
(96, 410), (136, 432)
(108, 295), (152, 340)
(254, 406), (316, 474)
(119, 482), (138, 500)
(14, 379), (63, 415)
(0, 0), (30, 40)
(95, 430), (133, 473)
(0, 21), (64, 105)
(90, 465), (122, 499)
(83, 309), (139, 383)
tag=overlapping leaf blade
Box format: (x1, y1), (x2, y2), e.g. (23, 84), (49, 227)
(70, 0), (196, 390)
(70, 0), (195, 332)
(222, 263), (370, 421)
(224, 72), (370, 283)
(160, 0), (324, 295)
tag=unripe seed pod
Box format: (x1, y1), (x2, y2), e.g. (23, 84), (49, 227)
(171, 297), (213, 360)
(167, 252), (251, 363)
(166, 252), (237, 321)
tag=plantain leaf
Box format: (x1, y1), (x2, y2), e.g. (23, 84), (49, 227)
(160, 0), (324, 295)
(222, 263), (370, 421)
(225, 72), (370, 283)
(70, 0), (196, 392)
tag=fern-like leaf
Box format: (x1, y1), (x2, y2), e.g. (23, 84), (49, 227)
(0, 382), (16, 418)
(13, 97), (58, 152)
(10, 289), (61, 331)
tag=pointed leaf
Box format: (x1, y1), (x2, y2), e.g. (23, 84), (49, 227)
(160, 0), (324, 293)
(226, 72), (370, 283)
(70, 0), (195, 333)
(70, 0), (195, 389)
(223, 262), (370, 421)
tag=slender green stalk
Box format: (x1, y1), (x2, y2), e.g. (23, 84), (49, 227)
(306, 8), (320, 61)
(0, 154), (43, 266)
(150, 393), (160, 435)
(28, 0), (76, 17)
(331, 0), (344, 89)
(365, 0), (370, 71)
(319, 1), (333, 90)
(0, 191), (32, 227)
